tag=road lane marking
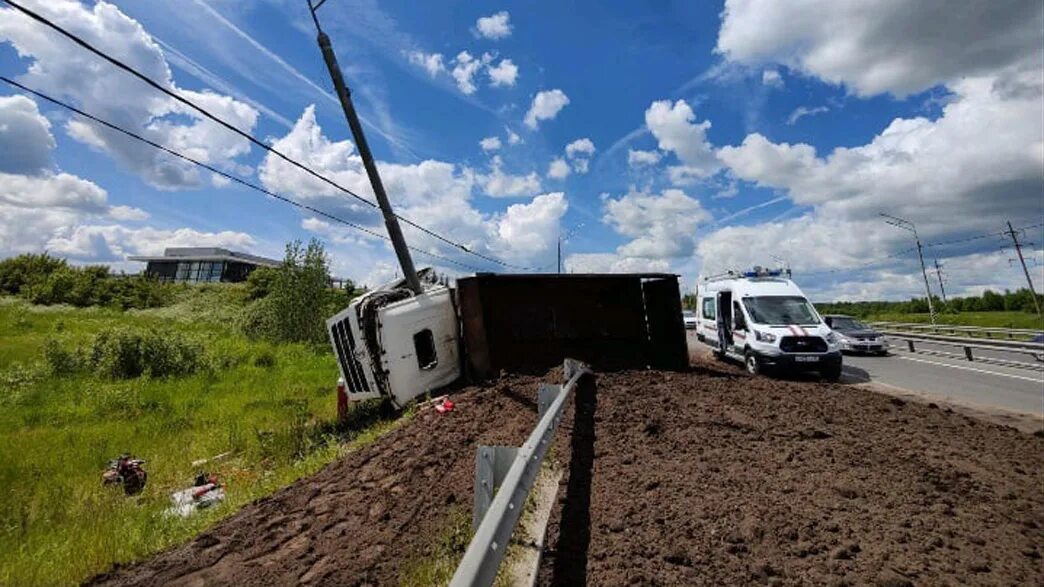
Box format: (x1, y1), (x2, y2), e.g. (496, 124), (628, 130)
(896, 355), (1044, 384)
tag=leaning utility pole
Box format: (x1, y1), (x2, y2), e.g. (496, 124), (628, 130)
(933, 259), (948, 304)
(1004, 220), (1042, 316)
(307, 0), (422, 295)
(881, 213), (936, 325)
(556, 223), (584, 274)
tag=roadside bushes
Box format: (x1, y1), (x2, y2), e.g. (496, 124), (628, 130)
(243, 239), (352, 345)
(0, 253), (175, 309)
(44, 328), (205, 379)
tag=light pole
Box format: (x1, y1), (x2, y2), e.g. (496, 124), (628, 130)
(307, 0), (422, 295)
(557, 223), (584, 274)
(881, 213), (936, 325)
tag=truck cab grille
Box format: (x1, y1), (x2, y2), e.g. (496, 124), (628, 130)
(329, 317), (371, 394)
(779, 336), (827, 353)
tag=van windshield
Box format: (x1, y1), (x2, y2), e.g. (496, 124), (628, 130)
(742, 296), (819, 326)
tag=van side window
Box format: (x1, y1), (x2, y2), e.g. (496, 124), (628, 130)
(701, 297), (715, 319)
(413, 329), (437, 370)
(733, 302), (747, 330)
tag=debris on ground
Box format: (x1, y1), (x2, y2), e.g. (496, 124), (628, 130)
(167, 473), (226, 518)
(434, 398), (455, 413)
(101, 455), (147, 496)
(86, 372), (553, 586)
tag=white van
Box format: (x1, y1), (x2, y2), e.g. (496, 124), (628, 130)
(695, 268), (842, 380)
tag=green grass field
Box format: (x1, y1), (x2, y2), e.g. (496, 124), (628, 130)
(0, 289), (394, 585)
(866, 311), (1044, 331)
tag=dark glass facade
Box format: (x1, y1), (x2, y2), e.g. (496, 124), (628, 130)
(144, 260), (262, 283)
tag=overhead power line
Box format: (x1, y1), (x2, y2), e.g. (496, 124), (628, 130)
(0, 76), (487, 273)
(1, 0), (533, 271)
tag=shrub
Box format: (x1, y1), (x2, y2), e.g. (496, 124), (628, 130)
(44, 338), (82, 376)
(243, 239), (331, 344)
(86, 328), (205, 380)
(245, 267), (278, 300)
(0, 253), (67, 295)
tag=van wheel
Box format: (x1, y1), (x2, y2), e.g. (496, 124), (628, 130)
(744, 351), (761, 376)
(822, 364), (842, 382)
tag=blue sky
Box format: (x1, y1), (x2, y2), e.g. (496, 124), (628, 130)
(1, 0), (1041, 300)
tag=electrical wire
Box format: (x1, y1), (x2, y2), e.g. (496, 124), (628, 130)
(0, 75), (488, 273)
(1, 0), (535, 271)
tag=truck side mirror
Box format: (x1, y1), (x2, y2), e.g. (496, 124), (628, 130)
(824, 317), (833, 327)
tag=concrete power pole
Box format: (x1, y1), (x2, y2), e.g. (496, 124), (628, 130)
(933, 259), (948, 304)
(1004, 220), (1042, 316)
(881, 213), (936, 325)
(307, 1), (423, 295)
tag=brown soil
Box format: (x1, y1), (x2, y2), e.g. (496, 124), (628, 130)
(86, 372), (557, 587)
(539, 358), (1044, 586)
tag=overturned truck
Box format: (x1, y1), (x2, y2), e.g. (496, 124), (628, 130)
(326, 272), (688, 408)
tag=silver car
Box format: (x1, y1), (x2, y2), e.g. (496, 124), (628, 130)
(823, 314), (888, 355)
(682, 309), (697, 330)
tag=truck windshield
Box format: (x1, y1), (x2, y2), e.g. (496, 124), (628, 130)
(742, 296), (819, 326)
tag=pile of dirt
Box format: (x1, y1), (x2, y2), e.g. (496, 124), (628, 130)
(539, 359), (1044, 585)
(87, 371), (559, 586)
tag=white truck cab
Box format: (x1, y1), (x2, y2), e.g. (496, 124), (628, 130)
(327, 280), (461, 409)
(695, 268), (842, 380)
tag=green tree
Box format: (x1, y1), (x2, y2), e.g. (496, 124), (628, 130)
(245, 239), (332, 344)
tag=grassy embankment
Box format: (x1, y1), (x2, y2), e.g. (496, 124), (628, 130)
(0, 286), (395, 585)
(866, 311), (1043, 331)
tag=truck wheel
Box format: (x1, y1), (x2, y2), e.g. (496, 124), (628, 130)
(822, 364), (842, 382)
(744, 351), (761, 376)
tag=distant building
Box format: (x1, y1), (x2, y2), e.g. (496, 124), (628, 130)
(128, 247), (280, 283)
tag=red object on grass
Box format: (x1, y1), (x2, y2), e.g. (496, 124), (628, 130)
(336, 379), (348, 422)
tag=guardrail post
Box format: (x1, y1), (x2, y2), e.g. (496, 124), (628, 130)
(964, 346), (973, 362)
(473, 445), (518, 530)
(538, 383), (561, 419)
(907, 340), (915, 352)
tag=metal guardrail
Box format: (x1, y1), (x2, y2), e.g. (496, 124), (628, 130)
(870, 321), (1042, 341)
(882, 330), (1044, 370)
(450, 359), (591, 587)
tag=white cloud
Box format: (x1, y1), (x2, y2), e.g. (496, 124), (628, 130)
(547, 157), (571, 180)
(603, 188), (711, 259)
(786, 105), (829, 125)
(487, 58), (519, 87)
(717, 0), (1044, 97)
(406, 50), (445, 77)
(645, 99), (720, 181)
(261, 108), (561, 273)
(565, 138), (596, 159)
(717, 71), (1043, 223)
(495, 193), (568, 253)
(524, 89), (570, 129)
(627, 149), (662, 167)
(479, 136), (502, 151)
(46, 225), (256, 261)
(482, 155), (542, 197)
(0, 95), (55, 175)
(0, 0), (258, 189)
(107, 205), (150, 221)
(451, 51), (493, 95)
(564, 138), (596, 174)
(506, 128), (522, 145)
(475, 11), (512, 40)
(565, 253), (670, 274)
(761, 69), (783, 88)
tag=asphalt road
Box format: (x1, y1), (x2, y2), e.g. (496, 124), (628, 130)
(688, 332), (1044, 417)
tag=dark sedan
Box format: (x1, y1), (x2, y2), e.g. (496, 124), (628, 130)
(823, 314), (889, 355)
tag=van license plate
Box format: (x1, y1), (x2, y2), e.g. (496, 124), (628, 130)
(795, 356), (819, 362)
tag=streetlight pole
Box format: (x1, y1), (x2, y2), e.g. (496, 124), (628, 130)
(557, 223), (584, 274)
(881, 213), (936, 325)
(307, 0), (422, 295)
